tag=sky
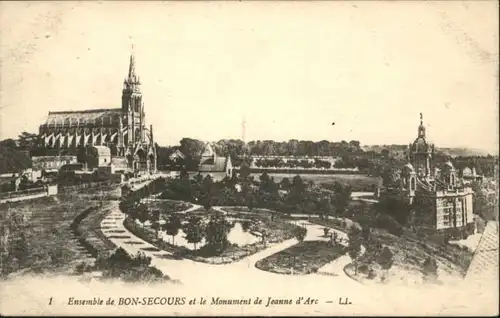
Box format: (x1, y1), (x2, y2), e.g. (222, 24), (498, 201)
(0, 1), (498, 153)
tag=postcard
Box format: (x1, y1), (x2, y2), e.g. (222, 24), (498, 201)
(0, 1), (498, 316)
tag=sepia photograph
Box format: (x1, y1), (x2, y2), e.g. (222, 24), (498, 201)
(0, 0), (498, 316)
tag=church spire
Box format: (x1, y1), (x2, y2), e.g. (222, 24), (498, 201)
(128, 52), (136, 81)
(418, 112), (426, 138)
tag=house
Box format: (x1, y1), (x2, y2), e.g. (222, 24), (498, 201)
(198, 143), (233, 181)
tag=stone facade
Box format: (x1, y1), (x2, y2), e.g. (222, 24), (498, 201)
(388, 113), (475, 238)
(37, 54), (157, 173)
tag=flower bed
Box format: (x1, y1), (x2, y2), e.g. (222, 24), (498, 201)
(255, 241), (346, 275)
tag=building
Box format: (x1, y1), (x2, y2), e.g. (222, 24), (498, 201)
(198, 143), (233, 181)
(461, 166), (484, 185)
(86, 146), (111, 170)
(385, 113), (475, 238)
(32, 155), (78, 172)
(37, 53), (157, 173)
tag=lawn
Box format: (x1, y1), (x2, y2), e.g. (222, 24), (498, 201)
(0, 196), (105, 277)
(255, 240), (346, 275)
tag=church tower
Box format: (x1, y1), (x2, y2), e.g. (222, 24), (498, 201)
(122, 53), (145, 145)
(409, 113), (434, 178)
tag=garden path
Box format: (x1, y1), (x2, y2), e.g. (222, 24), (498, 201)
(100, 202), (364, 291)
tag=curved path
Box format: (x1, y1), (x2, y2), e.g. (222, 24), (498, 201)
(100, 201), (364, 292)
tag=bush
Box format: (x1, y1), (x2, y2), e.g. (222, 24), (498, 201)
(367, 268), (376, 279)
(377, 213), (404, 237)
(92, 248), (168, 283)
(358, 264), (370, 275)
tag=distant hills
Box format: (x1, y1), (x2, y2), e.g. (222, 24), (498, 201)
(363, 144), (495, 158)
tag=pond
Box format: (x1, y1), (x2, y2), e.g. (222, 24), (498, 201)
(156, 221), (260, 250)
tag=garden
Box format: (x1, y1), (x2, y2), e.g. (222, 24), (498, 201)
(255, 240), (346, 275)
(121, 201), (307, 265)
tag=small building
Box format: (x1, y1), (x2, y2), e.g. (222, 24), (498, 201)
(198, 143), (233, 181)
(31, 155), (78, 171)
(86, 146), (111, 170)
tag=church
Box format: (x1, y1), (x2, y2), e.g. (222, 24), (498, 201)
(198, 143), (233, 181)
(37, 54), (157, 173)
(383, 114), (475, 239)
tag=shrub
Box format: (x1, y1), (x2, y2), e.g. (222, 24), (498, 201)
(358, 264), (370, 275)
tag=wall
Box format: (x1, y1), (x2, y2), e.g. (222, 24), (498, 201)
(32, 156), (77, 171)
(0, 185), (58, 204)
(111, 157), (128, 173)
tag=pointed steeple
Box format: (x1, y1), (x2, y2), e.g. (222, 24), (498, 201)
(128, 53), (136, 80)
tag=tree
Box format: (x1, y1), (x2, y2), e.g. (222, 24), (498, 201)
(183, 216), (205, 250)
(205, 214), (232, 253)
(239, 160), (251, 180)
(200, 175), (214, 211)
(323, 228), (330, 237)
(245, 192), (256, 212)
(347, 226), (362, 274)
(330, 182), (351, 211)
(150, 222), (161, 238)
(332, 231), (338, 244)
(422, 256), (438, 283)
(280, 177), (291, 190)
(377, 246), (394, 281)
(17, 132), (40, 150)
(164, 215), (182, 245)
(136, 203), (149, 228)
(241, 220), (252, 232)
(293, 227), (307, 242)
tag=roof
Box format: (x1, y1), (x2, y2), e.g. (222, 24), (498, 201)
(169, 149), (185, 159)
(89, 146), (111, 156)
(462, 167), (472, 176)
(403, 163), (414, 171)
(200, 143), (215, 158)
(42, 108), (122, 127)
(199, 157), (228, 172)
(443, 160), (455, 170)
